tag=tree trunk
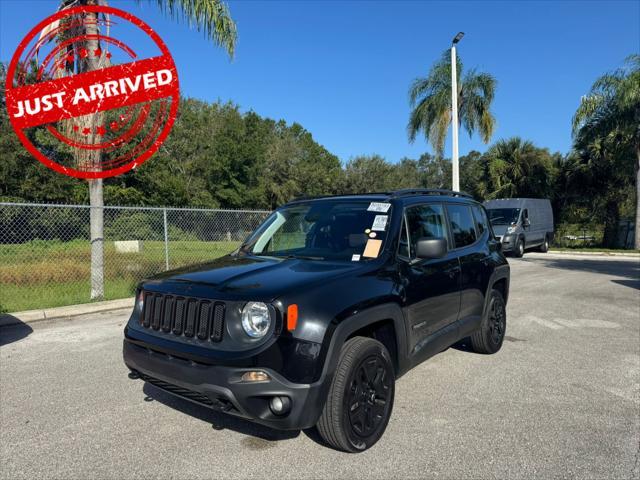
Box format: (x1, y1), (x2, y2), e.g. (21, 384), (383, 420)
(89, 179), (104, 299)
(80, 1), (105, 300)
(602, 200), (620, 249)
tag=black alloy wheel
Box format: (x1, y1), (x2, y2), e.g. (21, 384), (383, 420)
(317, 337), (395, 452)
(346, 355), (392, 439)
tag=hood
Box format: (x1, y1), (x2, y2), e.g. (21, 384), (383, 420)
(142, 254), (371, 301)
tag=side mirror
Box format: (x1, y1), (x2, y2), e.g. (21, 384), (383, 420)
(523, 218), (531, 228)
(415, 237), (448, 260)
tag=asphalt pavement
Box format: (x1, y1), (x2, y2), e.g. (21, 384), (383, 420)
(1, 253), (639, 479)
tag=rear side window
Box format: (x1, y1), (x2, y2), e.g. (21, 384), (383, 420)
(402, 204), (447, 258)
(446, 204), (477, 248)
(471, 204), (489, 236)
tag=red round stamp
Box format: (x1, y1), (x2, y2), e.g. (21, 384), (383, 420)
(5, 5), (179, 179)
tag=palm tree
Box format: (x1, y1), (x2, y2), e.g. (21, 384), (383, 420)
(483, 137), (557, 200)
(573, 54), (640, 249)
(408, 50), (497, 157)
(51, 0), (236, 299)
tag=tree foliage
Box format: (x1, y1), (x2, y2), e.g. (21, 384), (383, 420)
(408, 51), (496, 156)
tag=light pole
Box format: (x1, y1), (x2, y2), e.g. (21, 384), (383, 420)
(451, 31), (464, 192)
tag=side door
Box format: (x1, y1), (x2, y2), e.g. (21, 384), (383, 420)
(445, 203), (485, 324)
(397, 203), (461, 357)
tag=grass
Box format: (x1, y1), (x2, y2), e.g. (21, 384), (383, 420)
(0, 239), (240, 312)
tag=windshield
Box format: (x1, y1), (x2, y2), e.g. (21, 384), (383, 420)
(487, 208), (521, 225)
(240, 200), (392, 261)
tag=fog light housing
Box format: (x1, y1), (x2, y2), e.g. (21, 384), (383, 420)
(269, 396), (291, 416)
(241, 371), (270, 382)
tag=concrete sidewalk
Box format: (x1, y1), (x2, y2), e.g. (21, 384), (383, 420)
(0, 297), (134, 327)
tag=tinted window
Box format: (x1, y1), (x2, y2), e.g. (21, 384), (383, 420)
(471, 204), (489, 236)
(404, 204), (447, 258)
(244, 201), (391, 261)
(487, 208), (520, 225)
(447, 204), (477, 248)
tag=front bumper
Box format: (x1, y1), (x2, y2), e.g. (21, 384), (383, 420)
(123, 339), (327, 430)
(498, 234), (517, 252)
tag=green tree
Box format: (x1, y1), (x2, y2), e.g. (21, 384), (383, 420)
(483, 137), (558, 200)
(342, 155), (399, 193)
(408, 51), (497, 157)
(573, 54), (640, 248)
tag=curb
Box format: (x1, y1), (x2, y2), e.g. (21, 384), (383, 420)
(548, 250), (640, 258)
(0, 297), (134, 327)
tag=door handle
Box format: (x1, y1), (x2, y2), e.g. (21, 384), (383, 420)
(446, 266), (461, 279)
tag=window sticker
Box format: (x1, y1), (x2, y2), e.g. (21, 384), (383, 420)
(351, 254), (361, 262)
(364, 228), (371, 234)
(367, 202), (391, 213)
(369, 231), (377, 238)
(371, 215), (388, 231)
(362, 239), (382, 258)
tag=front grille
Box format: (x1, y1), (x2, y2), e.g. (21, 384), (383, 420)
(141, 291), (225, 343)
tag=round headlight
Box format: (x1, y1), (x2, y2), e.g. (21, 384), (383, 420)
(241, 302), (271, 338)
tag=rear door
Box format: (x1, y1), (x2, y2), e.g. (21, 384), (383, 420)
(398, 203), (461, 355)
(445, 203), (486, 323)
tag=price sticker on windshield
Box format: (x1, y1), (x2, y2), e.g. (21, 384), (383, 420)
(367, 202), (391, 213)
(371, 215), (388, 231)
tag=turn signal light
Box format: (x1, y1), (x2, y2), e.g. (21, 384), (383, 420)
(241, 371), (270, 382)
(287, 304), (298, 331)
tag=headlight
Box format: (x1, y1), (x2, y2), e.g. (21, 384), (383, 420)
(135, 290), (144, 312)
(241, 302), (271, 338)
(507, 226), (517, 234)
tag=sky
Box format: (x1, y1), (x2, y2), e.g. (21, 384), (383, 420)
(1, 0), (639, 164)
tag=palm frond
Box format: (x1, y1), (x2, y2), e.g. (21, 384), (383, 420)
(138, 0), (237, 57)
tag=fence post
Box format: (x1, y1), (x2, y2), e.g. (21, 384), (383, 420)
(163, 208), (170, 271)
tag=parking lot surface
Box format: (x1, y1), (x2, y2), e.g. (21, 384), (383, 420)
(1, 253), (639, 479)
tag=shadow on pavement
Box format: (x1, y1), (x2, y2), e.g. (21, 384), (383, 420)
(141, 382), (305, 445)
(523, 256), (640, 279)
(0, 315), (34, 346)
(611, 279), (640, 290)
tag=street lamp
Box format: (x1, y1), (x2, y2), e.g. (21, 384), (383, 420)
(451, 31), (464, 192)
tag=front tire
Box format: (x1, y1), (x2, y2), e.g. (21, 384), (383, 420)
(316, 337), (395, 452)
(470, 289), (506, 354)
(513, 238), (525, 258)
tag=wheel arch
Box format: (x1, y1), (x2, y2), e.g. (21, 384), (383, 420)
(318, 303), (409, 388)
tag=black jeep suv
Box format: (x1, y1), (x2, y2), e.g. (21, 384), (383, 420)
(123, 189), (510, 452)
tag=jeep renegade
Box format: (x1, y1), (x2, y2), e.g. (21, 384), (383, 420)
(123, 189), (510, 452)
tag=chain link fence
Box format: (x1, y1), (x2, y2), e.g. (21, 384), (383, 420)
(0, 202), (271, 313)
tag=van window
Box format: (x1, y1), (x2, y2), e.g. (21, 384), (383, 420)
(471, 204), (489, 236)
(446, 204), (477, 248)
(404, 204), (447, 258)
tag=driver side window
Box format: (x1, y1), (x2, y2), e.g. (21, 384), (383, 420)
(401, 204), (447, 258)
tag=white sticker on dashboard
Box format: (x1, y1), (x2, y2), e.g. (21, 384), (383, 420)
(351, 254), (361, 262)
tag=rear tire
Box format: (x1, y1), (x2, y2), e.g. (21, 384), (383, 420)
(538, 235), (549, 253)
(316, 337), (395, 452)
(470, 290), (506, 354)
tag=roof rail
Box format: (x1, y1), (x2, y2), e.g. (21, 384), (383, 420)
(290, 192), (393, 202)
(289, 188), (473, 203)
(390, 188), (473, 199)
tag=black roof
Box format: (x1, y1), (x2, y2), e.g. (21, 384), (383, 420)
(288, 188), (473, 205)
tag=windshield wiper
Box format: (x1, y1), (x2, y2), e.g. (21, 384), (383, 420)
(270, 253), (325, 260)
